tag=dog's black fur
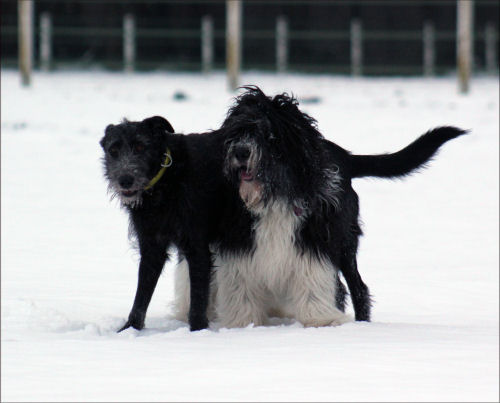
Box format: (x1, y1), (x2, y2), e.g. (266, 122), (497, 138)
(101, 89), (466, 330)
(220, 86), (467, 321)
(100, 116), (241, 331)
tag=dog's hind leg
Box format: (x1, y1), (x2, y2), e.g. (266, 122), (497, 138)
(118, 241), (168, 332)
(171, 258), (191, 322)
(171, 257), (217, 323)
(339, 249), (372, 321)
(335, 275), (348, 312)
(184, 244), (213, 331)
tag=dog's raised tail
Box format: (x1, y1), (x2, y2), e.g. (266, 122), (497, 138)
(349, 126), (468, 179)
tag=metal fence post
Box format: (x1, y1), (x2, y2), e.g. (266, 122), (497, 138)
(276, 16), (288, 73)
(39, 12), (52, 72)
(351, 19), (362, 76)
(123, 14), (135, 73)
(226, 0), (242, 91)
(18, 0), (34, 86)
(485, 22), (497, 75)
(201, 15), (214, 73)
(457, 0), (474, 94)
(423, 20), (435, 76)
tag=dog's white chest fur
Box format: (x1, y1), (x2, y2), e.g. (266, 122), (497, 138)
(213, 200), (351, 327)
(173, 200), (351, 328)
(243, 201), (301, 289)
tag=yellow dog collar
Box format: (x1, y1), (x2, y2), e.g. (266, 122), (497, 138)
(144, 148), (173, 190)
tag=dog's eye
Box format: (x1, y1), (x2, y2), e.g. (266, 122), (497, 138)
(109, 146), (119, 158)
(133, 143), (145, 153)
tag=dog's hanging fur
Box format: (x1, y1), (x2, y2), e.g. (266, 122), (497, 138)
(174, 86), (467, 328)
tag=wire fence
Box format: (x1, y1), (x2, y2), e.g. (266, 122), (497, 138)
(1, 0), (498, 76)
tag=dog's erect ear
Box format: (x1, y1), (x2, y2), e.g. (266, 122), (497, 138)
(142, 116), (175, 135)
(105, 124), (115, 133)
(100, 124), (115, 149)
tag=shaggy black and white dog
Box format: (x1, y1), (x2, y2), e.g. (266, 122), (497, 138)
(174, 86), (466, 328)
(101, 116), (243, 332)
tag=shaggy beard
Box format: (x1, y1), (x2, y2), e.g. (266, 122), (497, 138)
(225, 138), (267, 210)
(239, 178), (263, 209)
(107, 184), (143, 208)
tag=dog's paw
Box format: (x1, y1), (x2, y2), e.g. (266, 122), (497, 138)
(188, 315), (209, 332)
(117, 320), (144, 333)
(117, 311), (145, 333)
(329, 313), (354, 326)
(302, 312), (353, 328)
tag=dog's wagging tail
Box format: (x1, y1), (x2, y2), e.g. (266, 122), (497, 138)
(349, 126), (468, 179)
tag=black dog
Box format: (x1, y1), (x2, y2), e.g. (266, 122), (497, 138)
(100, 116), (240, 331)
(200, 86), (467, 327)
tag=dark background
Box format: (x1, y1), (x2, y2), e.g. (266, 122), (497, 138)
(1, 0), (498, 74)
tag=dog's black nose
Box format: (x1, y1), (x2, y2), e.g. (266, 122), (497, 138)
(118, 175), (135, 189)
(233, 146), (250, 162)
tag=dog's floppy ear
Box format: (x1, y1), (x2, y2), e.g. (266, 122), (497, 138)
(142, 116), (175, 135)
(100, 124), (115, 149)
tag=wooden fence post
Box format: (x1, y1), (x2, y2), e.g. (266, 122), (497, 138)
(39, 12), (52, 72)
(351, 19), (362, 76)
(226, 0), (242, 91)
(18, 0), (34, 85)
(457, 0), (474, 94)
(123, 14), (135, 73)
(202, 15), (214, 73)
(423, 20), (435, 76)
(485, 22), (497, 75)
(276, 16), (288, 73)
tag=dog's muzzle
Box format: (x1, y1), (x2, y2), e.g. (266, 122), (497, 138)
(116, 174), (139, 198)
(228, 145), (255, 182)
(227, 145), (264, 208)
(233, 145), (251, 163)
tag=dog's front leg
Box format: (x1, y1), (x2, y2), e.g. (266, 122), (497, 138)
(184, 246), (212, 331)
(118, 242), (168, 332)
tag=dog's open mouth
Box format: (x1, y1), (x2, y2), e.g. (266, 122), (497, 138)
(239, 167), (254, 182)
(121, 190), (138, 198)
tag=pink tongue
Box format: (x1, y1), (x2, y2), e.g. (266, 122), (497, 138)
(240, 171), (253, 181)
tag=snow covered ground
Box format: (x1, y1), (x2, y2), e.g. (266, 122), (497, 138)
(1, 69), (498, 402)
